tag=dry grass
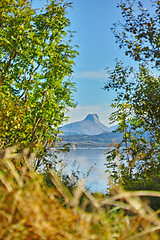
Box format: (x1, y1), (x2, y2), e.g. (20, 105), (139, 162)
(0, 146), (160, 239)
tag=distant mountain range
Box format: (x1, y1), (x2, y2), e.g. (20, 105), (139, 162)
(60, 114), (117, 136)
(60, 132), (123, 148)
(59, 114), (150, 148)
(59, 114), (120, 147)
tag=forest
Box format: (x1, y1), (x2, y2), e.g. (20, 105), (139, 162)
(0, 0), (160, 239)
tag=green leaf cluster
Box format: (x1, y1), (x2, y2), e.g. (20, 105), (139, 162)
(0, 0), (78, 167)
(112, 0), (160, 68)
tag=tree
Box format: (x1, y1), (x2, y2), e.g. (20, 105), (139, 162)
(105, 0), (160, 208)
(0, 0), (78, 168)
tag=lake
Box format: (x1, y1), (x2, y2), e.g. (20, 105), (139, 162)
(56, 147), (110, 193)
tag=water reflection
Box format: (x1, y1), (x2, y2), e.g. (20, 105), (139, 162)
(57, 147), (109, 193)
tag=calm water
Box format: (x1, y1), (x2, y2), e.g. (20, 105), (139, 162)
(56, 147), (110, 193)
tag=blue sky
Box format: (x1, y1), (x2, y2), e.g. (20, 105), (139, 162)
(33, 0), (151, 126)
(65, 0), (131, 126)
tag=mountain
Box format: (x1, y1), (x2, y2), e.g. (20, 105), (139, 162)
(60, 114), (117, 136)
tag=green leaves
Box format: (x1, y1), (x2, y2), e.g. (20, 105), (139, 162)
(105, 62), (160, 180)
(0, 0), (78, 163)
(113, 0), (160, 68)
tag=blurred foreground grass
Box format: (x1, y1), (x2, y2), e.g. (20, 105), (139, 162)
(0, 147), (160, 239)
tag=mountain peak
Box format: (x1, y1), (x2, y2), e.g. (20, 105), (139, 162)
(84, 114), (99, 123)
(61, 113), (110, 135)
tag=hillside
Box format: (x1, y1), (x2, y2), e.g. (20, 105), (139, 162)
(60, 131), (123, 148)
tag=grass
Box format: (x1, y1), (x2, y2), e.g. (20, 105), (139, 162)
(0, 146), (160, 239)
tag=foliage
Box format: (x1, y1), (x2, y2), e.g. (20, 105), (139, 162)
(0, 147), (160, 239)
(0, 0), (78, 166)
(105, 0), (160, 207)
(112, 0), (160, 68)
(105, 62), (160, 166)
